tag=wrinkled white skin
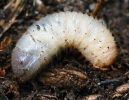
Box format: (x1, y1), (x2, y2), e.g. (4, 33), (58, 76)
(11, 12), (117, 81)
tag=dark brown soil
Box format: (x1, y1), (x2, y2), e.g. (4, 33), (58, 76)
(0, 0), (129, 100)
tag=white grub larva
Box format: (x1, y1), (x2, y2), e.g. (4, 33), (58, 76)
(11, 12), (117, 81)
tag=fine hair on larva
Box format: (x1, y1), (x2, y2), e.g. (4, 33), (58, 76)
(11, 12), (117, 81)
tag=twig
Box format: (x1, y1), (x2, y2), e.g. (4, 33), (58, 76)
(0, 0), (27, 38)
(91, 0), (105, 18)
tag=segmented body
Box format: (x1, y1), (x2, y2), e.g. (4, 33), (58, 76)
(11, 12), (117, 81)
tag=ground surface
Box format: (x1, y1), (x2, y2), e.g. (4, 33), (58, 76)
(0, 0), (129, 100)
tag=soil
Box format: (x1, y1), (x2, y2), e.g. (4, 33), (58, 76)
(0, 0), (129, 100)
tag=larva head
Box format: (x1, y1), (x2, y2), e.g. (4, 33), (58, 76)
(11, 47), (41, 81)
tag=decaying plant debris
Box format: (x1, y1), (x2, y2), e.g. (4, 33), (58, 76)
(0, 0), (129, 100)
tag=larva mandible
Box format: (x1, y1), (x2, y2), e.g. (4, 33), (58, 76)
(11, 12), (117, 81)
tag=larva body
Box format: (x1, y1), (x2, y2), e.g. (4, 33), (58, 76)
(12, 12), (117, 81)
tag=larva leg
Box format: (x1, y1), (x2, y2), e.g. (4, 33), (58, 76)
(93, 59), (100, 68)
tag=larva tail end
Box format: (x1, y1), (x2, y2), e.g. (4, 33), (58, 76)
(11, 47), (40, 81)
